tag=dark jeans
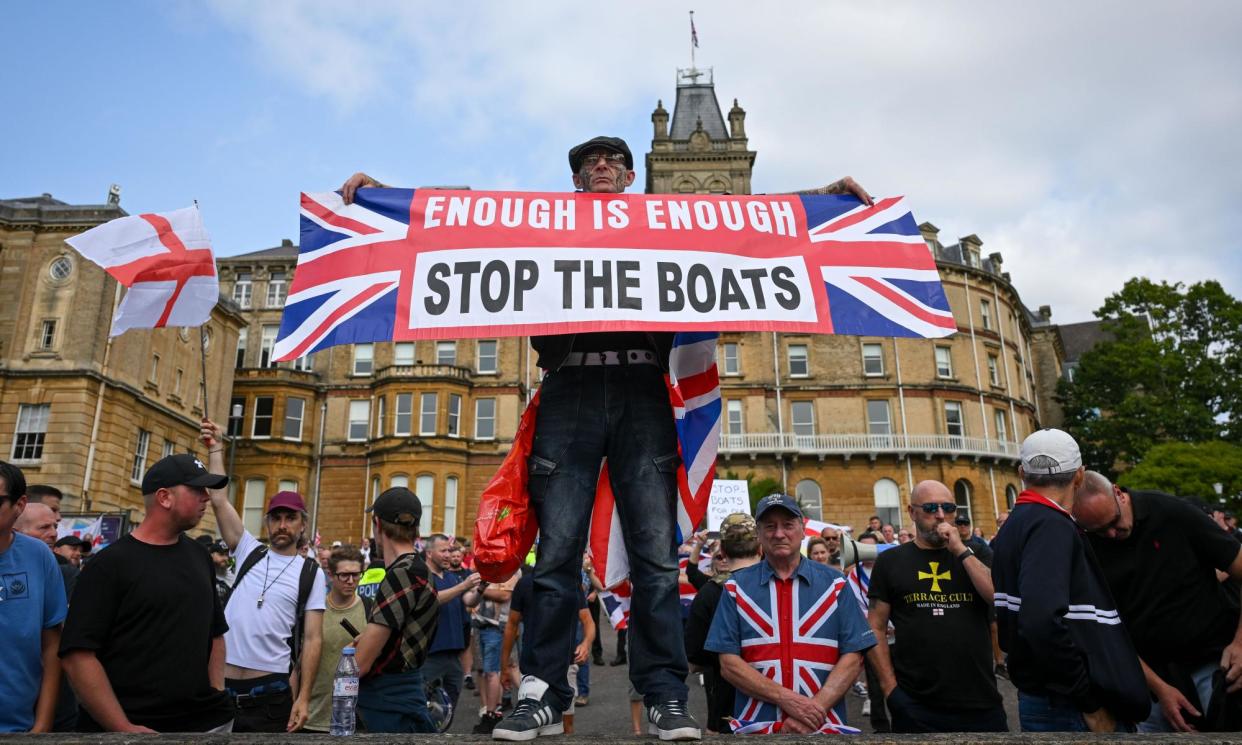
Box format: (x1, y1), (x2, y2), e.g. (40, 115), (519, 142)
(226, 673), (292, 733)
(358, 669), (436, 733)
(864, 657), (890, 732)
(421, 650), (464, 711)
(520, 365), (688, 710)
(1018, 691), (1134, 733)
(887, 686), (1007, 733)
(588, 595), (603, 658)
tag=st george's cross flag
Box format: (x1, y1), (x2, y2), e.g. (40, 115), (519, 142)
(66, 206), (218, 336)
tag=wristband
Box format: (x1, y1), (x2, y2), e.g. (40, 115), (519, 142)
(956, 547), (975, 561)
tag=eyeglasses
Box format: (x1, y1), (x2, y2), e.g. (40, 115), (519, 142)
(334, 571), (361, 581)
(917, 502), (958, 514)
(580, 152), (627, 168)
(1086, 488), (1125, 535)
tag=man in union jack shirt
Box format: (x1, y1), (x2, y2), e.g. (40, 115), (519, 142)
(706, 494), (876, 734)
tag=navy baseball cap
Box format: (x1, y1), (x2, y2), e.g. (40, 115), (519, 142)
(754, 493), (804, 521)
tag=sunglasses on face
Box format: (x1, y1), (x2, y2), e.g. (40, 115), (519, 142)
(917, 502), (958, 514)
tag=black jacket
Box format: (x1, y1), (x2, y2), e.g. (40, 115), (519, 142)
(992, 496), (1150, 723)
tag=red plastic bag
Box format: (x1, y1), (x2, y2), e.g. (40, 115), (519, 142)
(473, 391), (541, 583)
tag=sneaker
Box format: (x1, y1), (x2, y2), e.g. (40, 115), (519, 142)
(493, 676), (564, 741)
(861, 699), (872, 717)
(465, 674), (476, 691)
(473, 711), (504, 735)
(851, 681), (868, 698)
(646, 700), (701, 741)
(994, 662), (1009, 680)
(574, 695), (589, 707)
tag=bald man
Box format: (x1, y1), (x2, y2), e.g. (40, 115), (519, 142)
(16, 503), (58, 549)
(1074, 471), (1242, 733)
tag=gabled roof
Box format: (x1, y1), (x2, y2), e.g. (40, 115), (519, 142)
(670, 83), (729, 140)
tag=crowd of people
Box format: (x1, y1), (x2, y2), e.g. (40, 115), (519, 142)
(4, 421), (1240, 735)
(2, 132), (1240, 737)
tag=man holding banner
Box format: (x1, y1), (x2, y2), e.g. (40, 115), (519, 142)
(341, 136), (876, 741)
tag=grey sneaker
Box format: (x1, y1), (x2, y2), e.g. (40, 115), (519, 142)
(492, 676), (563, 741)
(647, 700), (701, 741)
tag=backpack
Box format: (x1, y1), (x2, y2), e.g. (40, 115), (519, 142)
(224, 546), (319, 671)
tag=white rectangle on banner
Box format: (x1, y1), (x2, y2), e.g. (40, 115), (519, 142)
(408, 247), (817, 330)
(707, 479), (751, 532)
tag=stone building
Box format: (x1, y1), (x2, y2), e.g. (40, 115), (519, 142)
(215, 66), (1060, 543)
(0, 193), (244, 528)
(217, 243), (530, 543)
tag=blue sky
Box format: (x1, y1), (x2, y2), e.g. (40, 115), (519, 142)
(4, 1), (1240, 322)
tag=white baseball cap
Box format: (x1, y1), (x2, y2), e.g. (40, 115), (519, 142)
(1020, 428), (1083, 474)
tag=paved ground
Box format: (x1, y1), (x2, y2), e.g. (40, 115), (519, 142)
(451, 620), (1020, 736)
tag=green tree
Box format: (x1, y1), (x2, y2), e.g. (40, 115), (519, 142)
(1058, 278), (1242, 474)
(1116, 441), (1242, 512)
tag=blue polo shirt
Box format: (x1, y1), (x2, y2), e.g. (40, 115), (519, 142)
(705, 557), (874, 726)
(428, 569), (467, 654)
(0, 533), (68, 732)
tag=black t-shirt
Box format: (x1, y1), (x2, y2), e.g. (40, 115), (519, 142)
(869, 542), (1000, 709)
(59, 534), (233, 732)
(1088, 490), (1241, 670)
(684, 578), (734, 734)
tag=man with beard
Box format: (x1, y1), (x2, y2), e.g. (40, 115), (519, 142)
(866, 480), (1006, 732)
(201, 421), (325, 733)
(60, 455), (232, 732)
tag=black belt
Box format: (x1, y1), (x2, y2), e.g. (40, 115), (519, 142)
(560, 349), (659, 367)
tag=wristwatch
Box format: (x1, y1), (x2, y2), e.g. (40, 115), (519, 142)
(956, 547), (976, 561)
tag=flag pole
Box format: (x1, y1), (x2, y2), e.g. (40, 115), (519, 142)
(193, 200), (212, 423)
(689, 10), (696, 71)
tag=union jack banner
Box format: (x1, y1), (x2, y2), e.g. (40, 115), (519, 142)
(273, 189), (953, 362)
(723, 573), (854, 729)
(846, 563), (870, 617)
(599, 581), (631, 631)
(730, 718), (860, 735)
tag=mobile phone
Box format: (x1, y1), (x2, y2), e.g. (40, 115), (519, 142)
(340, 618), (361, 637)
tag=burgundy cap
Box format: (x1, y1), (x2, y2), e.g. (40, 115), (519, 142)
(267, 490), (307, 514)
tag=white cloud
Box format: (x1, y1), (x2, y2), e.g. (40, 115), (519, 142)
(205, 0), (1242, 320)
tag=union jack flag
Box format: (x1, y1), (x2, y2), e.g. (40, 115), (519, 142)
(723, 573), (856, 731)
(846, 562), (870, 617)
(804, 195), (956, 339)
(599, 581), (631, 631)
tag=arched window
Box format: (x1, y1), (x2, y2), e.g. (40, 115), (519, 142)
(243, 478), (266, 535)
(444, 476), (459, 536)
(1005, 484), (1018, 510)
(954, 479), (973, 524)
(390, 474), (408, 489)
(795, 480), (822, 521)
(873, 478), (902, 528)
(415, 474), (435, 535)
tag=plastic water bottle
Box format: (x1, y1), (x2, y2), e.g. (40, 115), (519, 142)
(330, 647), (360, 736)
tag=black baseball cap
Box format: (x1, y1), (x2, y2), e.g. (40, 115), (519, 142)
(568, 136), (634, 172)
(954, 514), (972, 526)
(754, 493), (804, 521)
(367, 487), (422, 528)
(55, 535), (91, 551)
(141, 453), (229, 494)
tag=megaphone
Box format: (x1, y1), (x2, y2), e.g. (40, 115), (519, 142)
(838, 538), (897, 567)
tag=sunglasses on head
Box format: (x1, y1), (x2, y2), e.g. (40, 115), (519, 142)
(917, 502), (958, 514)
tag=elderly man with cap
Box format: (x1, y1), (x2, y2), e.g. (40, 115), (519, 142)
(1072, 470), (1242, 732)
(343, 138), (871, 742)
(706, 494), (875, 734)
(200, 420), (325, 733)
(352, 486), (441, 733)
(991, 429), (1149, 732)
(60, 453), (234, 732)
